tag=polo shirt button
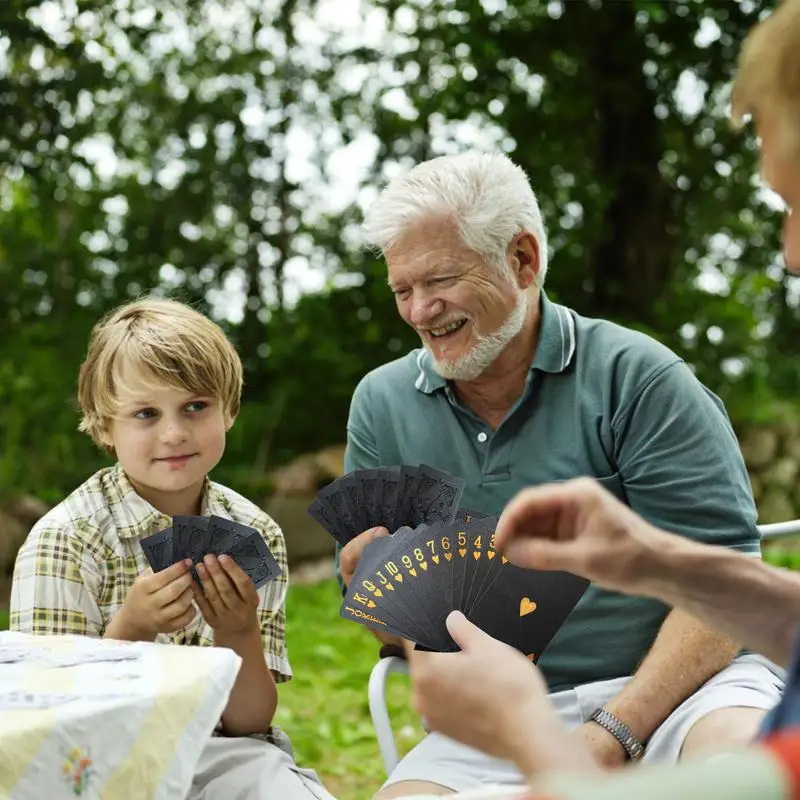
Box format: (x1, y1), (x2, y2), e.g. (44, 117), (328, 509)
(477, 432), (488, 443)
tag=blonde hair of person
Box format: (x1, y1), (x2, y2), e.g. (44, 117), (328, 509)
(732, 0), (800, 146)
(78, 296), (243, 451)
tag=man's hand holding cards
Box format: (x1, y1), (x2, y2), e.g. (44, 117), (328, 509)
(140, 515), (283, 593)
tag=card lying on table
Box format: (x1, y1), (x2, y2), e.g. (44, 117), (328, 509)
(340, 517), (589, 660)
(139, 515), (282, 589)
(307, 464), (469, 547)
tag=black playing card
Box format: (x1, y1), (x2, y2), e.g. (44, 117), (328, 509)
(407, 465), (466, 528)
(455, 508), (490, 523)
(392, 465), (419, 531)
(350, 535), (429, 643)
(340, 517), (589, 657)
(140, 527), (174, 572)
(316, 479), (359, 544)
(339, 473), (366, 534)
(356, 468), (383, 529)
(467, 563), (590, 662)
(226, 532), (282, 589)
(307, 497), (342, 543)
(376, 467), (401, 530)
(173, 515), (210, 562)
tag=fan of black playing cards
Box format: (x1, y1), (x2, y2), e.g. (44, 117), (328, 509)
(307, 464), (467, 546)
(139, 515), (282, 590)
(342, 517), (590, 659)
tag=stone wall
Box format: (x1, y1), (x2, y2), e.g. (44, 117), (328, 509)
(739, 421), (800, 524)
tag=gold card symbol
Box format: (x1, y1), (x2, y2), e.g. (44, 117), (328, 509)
(374, 589), (383, 597)
(386, 583), (394, 591)
(502, 555), (508, 564)
(395, 574), (404, 583)
(409, 568), (417, 577)
(445, 553), (453, 561)
(472, 551), (480, 560)
(458, 548), (466, 557)
(432, 555), (440, 564)
(368, 600), (376, 609)
(519, 597), (537, 617)
(420, 561), (428, 570)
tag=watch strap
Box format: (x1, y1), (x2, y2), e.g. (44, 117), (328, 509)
(589, 707), (645, 761)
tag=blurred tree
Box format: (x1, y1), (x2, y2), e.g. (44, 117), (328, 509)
(0, 0), (794, 503)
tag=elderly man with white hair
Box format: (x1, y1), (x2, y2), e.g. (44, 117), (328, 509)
(336, 150), (784, 798)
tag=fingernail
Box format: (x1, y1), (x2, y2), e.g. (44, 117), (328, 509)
(219, 554), (230, 564)
(183, 559), (192, 567)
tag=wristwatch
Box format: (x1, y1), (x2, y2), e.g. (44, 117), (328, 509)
(589, 707), (645, 761)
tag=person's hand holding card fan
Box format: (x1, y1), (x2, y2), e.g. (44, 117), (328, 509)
(193, 552), (261, 636)
(139, 514), (283, 595)
(340, 515), (589, 659)
(108, 560), (197, 641)
(308, 464), (467, 547)
(408, 610), (594, 776)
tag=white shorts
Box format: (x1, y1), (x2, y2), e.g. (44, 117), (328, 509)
(382, 654), (785, 794)
(190, 737), (334, 800)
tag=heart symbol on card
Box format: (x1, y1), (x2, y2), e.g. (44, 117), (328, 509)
(519, 598), (537, 617)
(473, 551), (480, 560)
(374, 589), (383, 597)
(445, 552), (453, 561)
(395, 574), (404, 583)
(420, 561), (428, 570)
(409, 568), (417, 577)
(458, 548), (466, 557)
(487, 550), (495, 559)
(432, 555), (440, 564)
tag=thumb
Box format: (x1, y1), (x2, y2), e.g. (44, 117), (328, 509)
(368, 526), (391, 539)
(504, 538), (567, 571)
(445, 611), (491, 652)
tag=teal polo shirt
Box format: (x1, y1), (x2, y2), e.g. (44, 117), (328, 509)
(342, 291), (759, 693)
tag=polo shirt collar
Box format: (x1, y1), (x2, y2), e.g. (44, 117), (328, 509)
(110, 463), (227, 539)
(414, 291), (576, 395)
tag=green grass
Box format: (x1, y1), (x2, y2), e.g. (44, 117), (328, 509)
(277, 580), (425, 799)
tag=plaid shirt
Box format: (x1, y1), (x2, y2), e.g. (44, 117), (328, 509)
(10, 464), (292, 743)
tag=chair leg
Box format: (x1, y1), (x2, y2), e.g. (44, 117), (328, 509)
(368, 656), (410, 777)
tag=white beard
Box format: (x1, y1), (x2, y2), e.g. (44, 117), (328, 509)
(428, 290), (529, 381)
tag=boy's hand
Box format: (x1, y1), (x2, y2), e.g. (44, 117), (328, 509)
(110, 560), (196, 642)
(194, 555), (260, 637)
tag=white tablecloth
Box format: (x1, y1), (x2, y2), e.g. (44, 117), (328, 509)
(0, 631), (241, 799)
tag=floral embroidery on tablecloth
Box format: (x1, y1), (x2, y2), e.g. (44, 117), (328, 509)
(62, 747), (93, 796)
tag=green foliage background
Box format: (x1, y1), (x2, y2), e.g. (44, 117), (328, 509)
(1, 0), (796, 504)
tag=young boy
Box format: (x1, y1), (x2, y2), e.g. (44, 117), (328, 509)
(10, 296), (335, 800)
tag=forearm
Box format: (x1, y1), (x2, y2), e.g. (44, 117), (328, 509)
(641, 535), (800, 668)
(216, 625), (278, 736)
(604, 608), (739, 742)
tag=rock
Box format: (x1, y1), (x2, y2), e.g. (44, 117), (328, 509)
(271, 459), (319, 495)
(758, 490), (796, 525)
(740, 428), (779, 471)
(312, 445), (346, 482)
(290, 556), (335, 585)
(264, 495), (335, 565)
(785, 436), (800, 463)
(0, 510), (28, 576)
(267, 444), (347, 497)
(763, 457), (799, 490)
(749, 473), (763, 505)
(7, 495), (50, 528)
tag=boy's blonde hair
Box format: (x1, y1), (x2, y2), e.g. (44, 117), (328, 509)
(78, 296), (243, 449)
(732, 0), (800, 151)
